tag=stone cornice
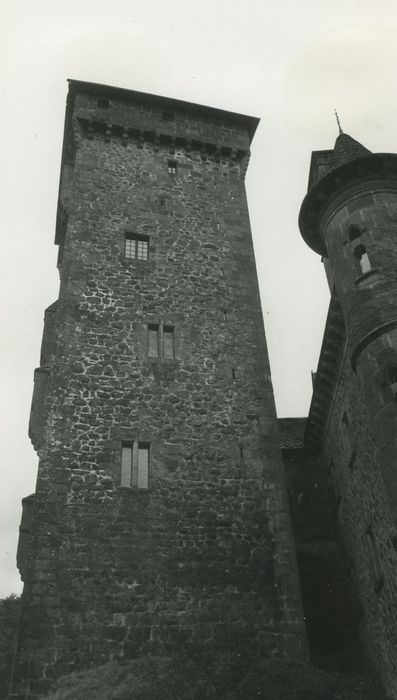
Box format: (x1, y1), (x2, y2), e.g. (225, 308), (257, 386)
(351, 319), (397, 371)
(74, 116), (250, 167)
(67, 79), (260, 142)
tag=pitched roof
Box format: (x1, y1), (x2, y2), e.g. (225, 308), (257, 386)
(278, 418), (307, 449)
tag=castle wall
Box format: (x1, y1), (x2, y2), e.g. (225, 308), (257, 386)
(280, 419), (361, 658)
(11, 86), (306, 698)
(316, 337), (397, 695)
(300, 142), (397, 698)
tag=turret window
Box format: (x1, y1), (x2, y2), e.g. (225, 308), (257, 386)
(347, 225), (372, 276)
(348, 225), (362, 242)
(121, 442), (150, 489)
(384, 365), (397, 400)
(354, 244), (371, 274)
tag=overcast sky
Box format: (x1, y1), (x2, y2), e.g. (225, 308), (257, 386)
(1, 0), (397, 597)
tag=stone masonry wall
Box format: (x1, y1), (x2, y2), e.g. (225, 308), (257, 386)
(310, 182), (397, 697)
(319, 345), (397, 696)
(11, 88), (306, 698)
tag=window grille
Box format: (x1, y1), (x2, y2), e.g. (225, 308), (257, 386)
(125, 234), (149, 261)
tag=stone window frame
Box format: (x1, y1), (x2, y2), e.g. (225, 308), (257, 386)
(120, 441), (150, 490)
(124, 233), (150, 261)
(147, 322), (175, 360)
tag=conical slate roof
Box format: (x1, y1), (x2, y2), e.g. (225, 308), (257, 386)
(327, 132), (371, 173)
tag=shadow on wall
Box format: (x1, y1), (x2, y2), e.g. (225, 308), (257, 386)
(297, 552), (362, 656)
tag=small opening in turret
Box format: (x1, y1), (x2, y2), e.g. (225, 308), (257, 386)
(348, 225), (362, 242)
(354, 244), (371, 274)
(385, 365), (397, 400)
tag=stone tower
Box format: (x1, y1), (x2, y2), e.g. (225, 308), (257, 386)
(299, 132), (397, 697)
(11, 81), (306, 698)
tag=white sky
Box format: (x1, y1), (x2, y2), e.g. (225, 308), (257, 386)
(1, 0), (397, 596)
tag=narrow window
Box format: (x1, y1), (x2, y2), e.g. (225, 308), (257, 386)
(97, 98), (110, 108)
(162, 111), (175, 122)
(148, 325), (160, 357)
(385, 365), (397, 400)
(121, 442), (149, 489)
(137, 444), (149, 489)
(125, 234), (149, 261)
(121, 443), (133, 488)
(147, 323), (175, 359)
(348, 226), (372, 275)
(354, 244), (371, 274)
(168, 160), (177, 175)
(163, 326), (174, 359)
(136, 239), (148, 260)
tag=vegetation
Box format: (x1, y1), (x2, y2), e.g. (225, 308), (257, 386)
(0, 594), (20, 699)
(40, 648), (388, 700)
(0, 600), (387, 700)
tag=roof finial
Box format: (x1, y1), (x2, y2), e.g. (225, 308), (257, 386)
(334, 109), (343, 135)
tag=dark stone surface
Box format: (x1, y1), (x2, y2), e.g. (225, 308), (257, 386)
(10, 83), (306, 699)
(300, 139), (397, 699)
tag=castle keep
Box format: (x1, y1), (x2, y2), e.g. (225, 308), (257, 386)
(11, 82), (397, 700)
(11, 81), (306, 698)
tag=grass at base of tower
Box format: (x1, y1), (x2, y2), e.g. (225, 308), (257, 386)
(38, 651), (388, 700)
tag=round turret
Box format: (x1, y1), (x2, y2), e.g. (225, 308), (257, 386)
(299, 134), (397, 370)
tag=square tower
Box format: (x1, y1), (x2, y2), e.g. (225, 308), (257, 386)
(12, 81), (306, 698)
